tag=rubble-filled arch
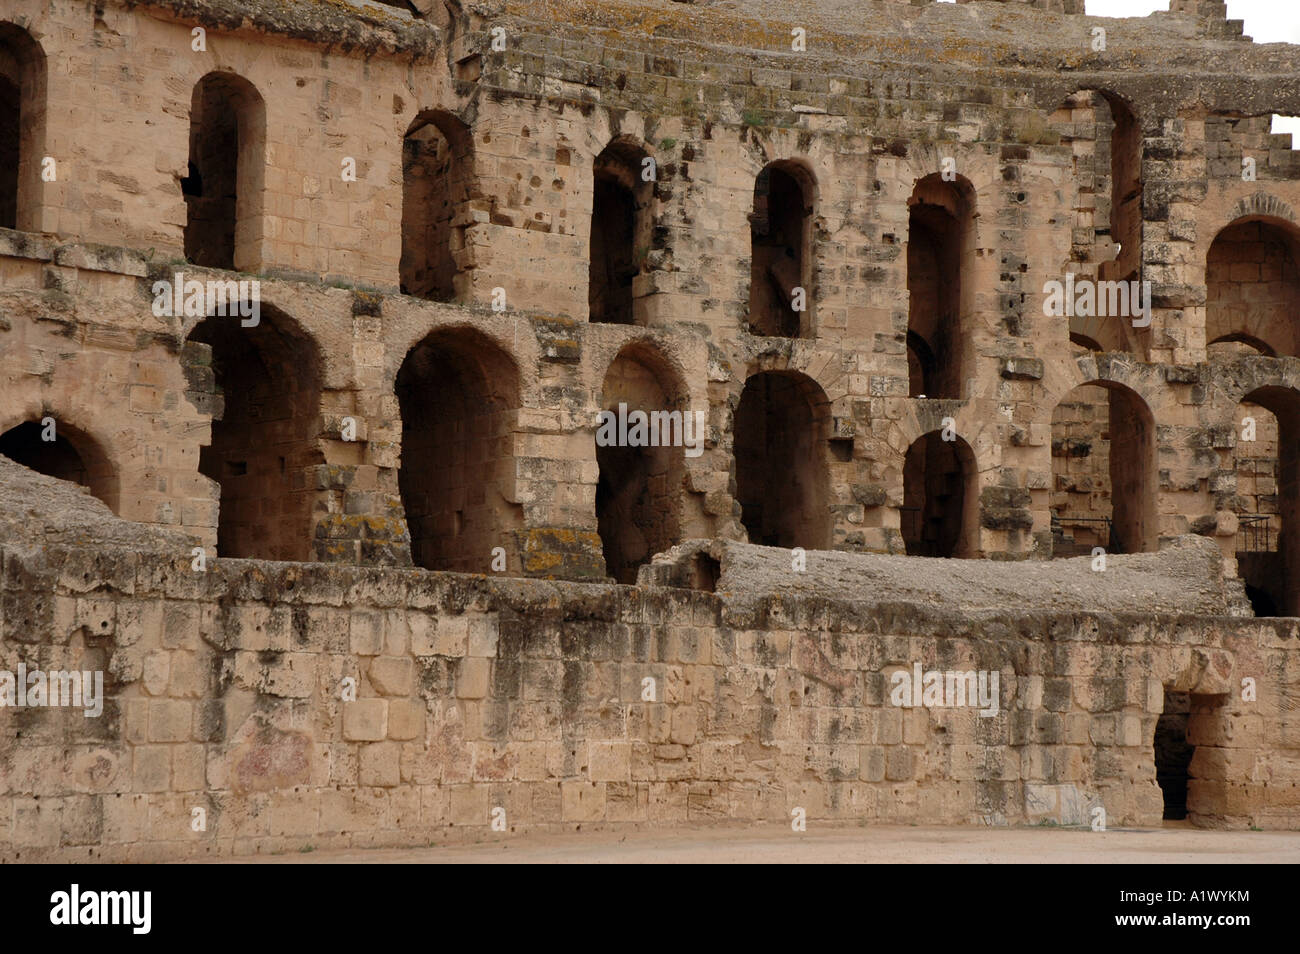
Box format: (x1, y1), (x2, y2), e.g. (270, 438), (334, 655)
(0, 418), (116, 512)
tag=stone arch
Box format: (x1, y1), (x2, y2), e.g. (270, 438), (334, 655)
(0, 417), (117, 512)
(0, 21), (46, 231)
(1050, 379), (1158, 556)
(1228, 193), (1299, 228)
(1050, 88), (1145, 354)
(1206, 214), (1300, 358)
(907, 330), (938, 398)
(901, 430), (979, 558)
(1228, 385), (1300, 617)
(1051, 88), (1143, 279)
(907, 173), (976, 399)
(733, 369), (832, 549)
(595, 340), (694, 583)
(1070, 332), (1105, 353)
(589, 136), (655, 324)
(183, 71), (266, 271)
(1208, 333), (1275, 357)
(184, 303), (323, 561)
(400, 109), (475, 301)
(395, 325), (524, 573)
(749, 159), (816, 338)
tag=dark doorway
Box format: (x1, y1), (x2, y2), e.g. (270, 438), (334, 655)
(1154, 689), (1194, 821)
(0, 72), (18, 229)
(906, 175), (972, 400)
(902, 431), (976, 558)
(0, 23), (46, 232)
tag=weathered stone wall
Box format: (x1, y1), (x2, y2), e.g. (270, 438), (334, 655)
(4, 0), (1300, 856)
(3, 0), (1300, 585)
(2, 521), (1297, 861)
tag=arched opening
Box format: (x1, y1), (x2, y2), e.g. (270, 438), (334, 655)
(396, 328), (523, 572)
(906, 174), (974, 400)
(1050, 381), (1157, 557)
(0, 419), (116, 511)
(1206, 218), (1300, 358)
(901, 431), (978, 558)
(1052, 90), (1142, 279)
(589, 138), (652, 324)
(400, 111), (474, 301)
(595, 344), (689, 583)
(1070, 332), (1104, 354)
(733, 370), (831, 549)
(0, 23), (47, 231)
(906, 330), (936, 398)
(749, 161), (814, 338)
(1052, 90), (1144, 353)
(185, 305), (322, 561)
(183, 72), (266, 271)
(1229, 385), (1300, 617)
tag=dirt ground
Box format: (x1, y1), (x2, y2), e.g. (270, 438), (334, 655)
(222, 822), (1300, 864)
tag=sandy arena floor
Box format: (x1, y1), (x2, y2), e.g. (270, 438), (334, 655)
(220, 823), (1300, 864)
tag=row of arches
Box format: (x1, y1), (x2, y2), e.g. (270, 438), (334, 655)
(9, 28), (1300, 371)
(1, 23), (1143, 345)
(8, 309), (1295, 614)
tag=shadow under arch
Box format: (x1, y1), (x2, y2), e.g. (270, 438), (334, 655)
(734, 368), (832, 549)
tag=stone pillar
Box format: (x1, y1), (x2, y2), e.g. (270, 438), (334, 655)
(1169, 0), (1243, 39)
(1169, 0), (1228, 17)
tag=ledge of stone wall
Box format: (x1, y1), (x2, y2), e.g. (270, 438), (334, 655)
(641, 536), (1250, 618)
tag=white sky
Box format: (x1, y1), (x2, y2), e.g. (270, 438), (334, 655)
(934, 0), (1300, 138)
(929, 0), (1300, 42)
